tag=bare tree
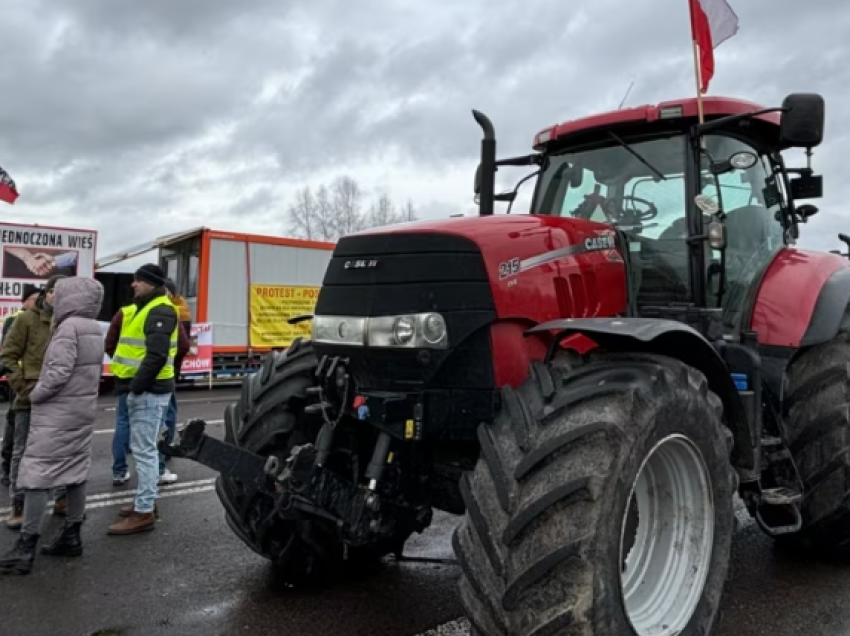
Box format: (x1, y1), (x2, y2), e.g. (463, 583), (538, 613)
(367, 192), (396, 228)
(314, 185), (337, 241)
(286, 175), (419, 242)
(400, 199), (417, 222)
(286, 186), (318, 240)
(331, 176), (366, 237)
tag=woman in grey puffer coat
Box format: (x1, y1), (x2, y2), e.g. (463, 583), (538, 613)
(0, 276), (104, 575)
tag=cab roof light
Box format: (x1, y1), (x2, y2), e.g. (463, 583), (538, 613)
(533, 127), (554, 150)
(659, 105), (684, 119)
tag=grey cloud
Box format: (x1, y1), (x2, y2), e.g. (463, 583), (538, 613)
(0, 0), (295, 174)
(51, 0), (287, 40)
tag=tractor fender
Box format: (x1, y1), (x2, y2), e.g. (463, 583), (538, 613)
(801, 267), (850, 347)
(526, 317), (751, 469)
(749, 248), (850, 349)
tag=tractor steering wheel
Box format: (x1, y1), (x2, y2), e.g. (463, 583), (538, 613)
(620, 195), (658, 222)
(571, 193), (658, 227)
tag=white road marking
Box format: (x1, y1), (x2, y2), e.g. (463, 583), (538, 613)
(0, 479), (218, 516)
(0, 419), (226, 442)
(78, 485), (216, 511)
(85, 478), (217, 502)
(89, 418), (224, 435)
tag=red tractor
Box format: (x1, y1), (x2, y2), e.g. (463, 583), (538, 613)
(164, 92), (848, 635)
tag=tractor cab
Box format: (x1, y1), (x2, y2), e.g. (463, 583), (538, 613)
(479, 95), (825, 338)
(534, 126), (785, 331)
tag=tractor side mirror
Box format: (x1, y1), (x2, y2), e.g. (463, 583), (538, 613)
(780, 93), (825, 149)
(797, 204), (819, 222)
(709, 151), (758, 176)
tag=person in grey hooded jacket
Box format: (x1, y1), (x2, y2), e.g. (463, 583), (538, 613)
(0, 276), (104, 575)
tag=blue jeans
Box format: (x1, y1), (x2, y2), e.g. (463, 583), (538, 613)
(158, 393), (177, 474)
(112, 393), (130, 478)
(128, 392), (171, 514)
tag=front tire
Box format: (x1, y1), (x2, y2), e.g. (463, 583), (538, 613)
(216, 338), (403, 587)
(454, 352), (736, 635)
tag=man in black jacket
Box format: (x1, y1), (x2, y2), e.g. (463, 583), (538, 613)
(107, 264), (179, 536)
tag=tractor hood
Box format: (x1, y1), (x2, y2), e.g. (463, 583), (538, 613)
(319, 213), (627, 321)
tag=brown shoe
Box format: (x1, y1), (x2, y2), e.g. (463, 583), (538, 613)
(5, 500), (23, 530)
(118, 503), (158, 518)
(53, 497), (68, 517)
(107, 511), (156, 535)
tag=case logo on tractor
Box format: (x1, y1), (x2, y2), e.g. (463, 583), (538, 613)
(585, 235), (615, 251)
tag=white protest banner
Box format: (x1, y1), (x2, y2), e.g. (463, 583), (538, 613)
(0, 222), (98, 321)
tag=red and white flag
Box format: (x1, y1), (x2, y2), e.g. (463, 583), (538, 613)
(0, 165), (18, 205)
(689, 0), (739, 93)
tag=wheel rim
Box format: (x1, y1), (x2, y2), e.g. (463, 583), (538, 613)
(619, 434), (715, 636)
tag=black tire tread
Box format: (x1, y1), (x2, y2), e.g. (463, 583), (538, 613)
(454, 351), (732, 635)
(780, 310), (850, 551)
(217, 339), (338, 584)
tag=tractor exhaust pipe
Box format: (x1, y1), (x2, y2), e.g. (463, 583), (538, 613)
(472, 109), (496, 216)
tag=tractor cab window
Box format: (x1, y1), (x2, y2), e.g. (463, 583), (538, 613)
(700, 135), (785, 331)
(536, 134), (692, 305)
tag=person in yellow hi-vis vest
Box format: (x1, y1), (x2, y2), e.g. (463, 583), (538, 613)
(106, 264), (179, 536)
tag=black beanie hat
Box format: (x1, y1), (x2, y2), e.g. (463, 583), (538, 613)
(134, 263), (166, 287)
(21, 283), (39, 302)
(44, 274), (67, 293)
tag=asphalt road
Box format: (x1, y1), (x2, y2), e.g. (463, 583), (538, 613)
(1, 389), (850, 635)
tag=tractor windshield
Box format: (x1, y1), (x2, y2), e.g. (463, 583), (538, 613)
(533, 133), (785, 327)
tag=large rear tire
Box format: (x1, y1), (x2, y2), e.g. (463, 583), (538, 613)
(454, 351), (736, 636)
(776, 308), (850, 555)
(216, 338), (398, 587)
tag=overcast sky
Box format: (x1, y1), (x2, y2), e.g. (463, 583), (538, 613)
(1, 0), (848, 271)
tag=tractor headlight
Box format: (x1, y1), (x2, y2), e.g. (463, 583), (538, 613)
(311, 313), (448, 349)
(393, 316), (416, 345)
(312, 316), (367, 347)
(422, 313), (446, 344)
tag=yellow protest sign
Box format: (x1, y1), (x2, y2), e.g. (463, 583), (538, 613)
(249, 284), (320, 347)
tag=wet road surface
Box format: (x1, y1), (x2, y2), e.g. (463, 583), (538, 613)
(2, 388), (850, 635)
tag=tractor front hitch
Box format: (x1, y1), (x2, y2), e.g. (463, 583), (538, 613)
(159, 419), (276, 495)
(159, 419), (431, 548)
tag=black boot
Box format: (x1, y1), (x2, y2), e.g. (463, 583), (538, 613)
(0, 532), (39, 575)
(41, 521), (82, 557)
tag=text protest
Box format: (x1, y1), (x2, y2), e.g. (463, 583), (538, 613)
(249, 284), (320, 347)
